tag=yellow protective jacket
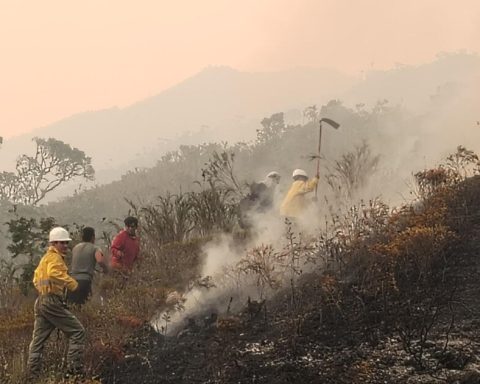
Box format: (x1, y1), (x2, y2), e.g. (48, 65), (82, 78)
(33, 246), (78, 296)
(280, 177), (319, 218)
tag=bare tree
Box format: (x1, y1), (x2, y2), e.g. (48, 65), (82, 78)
(0, 137), (94, 205)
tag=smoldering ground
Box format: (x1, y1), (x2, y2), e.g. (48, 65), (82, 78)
(151, 192), (335, 336)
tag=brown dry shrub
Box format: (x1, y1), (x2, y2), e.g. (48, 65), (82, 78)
(140, 237), (208, 288)
(414, 167), (452, 197)
(317, 273), (344, 322)
(365, 224), (456, 296)
(236, 244), (285, 298)
(316, 170), (461, 350)
(0, 292), (34, 383)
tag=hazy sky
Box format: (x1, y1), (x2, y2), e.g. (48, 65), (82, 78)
(1, 0), (479, 138)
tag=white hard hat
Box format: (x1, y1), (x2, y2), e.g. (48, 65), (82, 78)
(49, 227), (72, 242)
(292, 169), (308, 178)
(266, 171), (280, 179)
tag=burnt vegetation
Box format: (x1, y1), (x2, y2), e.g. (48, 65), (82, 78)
(1, 103), (480, 383)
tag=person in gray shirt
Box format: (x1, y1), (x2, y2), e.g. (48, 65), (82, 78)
(67, 227), (108, 305)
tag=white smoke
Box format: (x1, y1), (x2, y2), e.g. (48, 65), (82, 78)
(151, 200), (325, 336)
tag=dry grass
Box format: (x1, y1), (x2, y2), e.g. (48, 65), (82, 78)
(0, 234), (205, 383)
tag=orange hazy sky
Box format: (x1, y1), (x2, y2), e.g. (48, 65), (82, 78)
(1, 0), (479, 138)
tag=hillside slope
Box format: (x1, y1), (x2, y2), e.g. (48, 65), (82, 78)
(100, 176), (480, 384)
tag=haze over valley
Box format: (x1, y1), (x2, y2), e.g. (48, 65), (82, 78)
(1, 52), (478, 196)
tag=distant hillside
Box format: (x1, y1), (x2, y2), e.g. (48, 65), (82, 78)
(345, 52), (480, 109)
(0, 66), (354, 182)
(0, 53), (478, 190)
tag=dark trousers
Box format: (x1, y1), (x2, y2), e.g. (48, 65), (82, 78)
(66, 279), (92, 305)
(27, 294), (85, 375)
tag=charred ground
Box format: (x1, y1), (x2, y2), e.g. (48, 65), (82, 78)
(98, 176), (480, 384)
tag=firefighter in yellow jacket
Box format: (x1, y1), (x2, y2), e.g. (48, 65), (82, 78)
(280, 169), (319, 218)
(27, 227), (85, 377)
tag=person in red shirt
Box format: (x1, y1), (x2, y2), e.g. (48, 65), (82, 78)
(110, 216), (140, 271)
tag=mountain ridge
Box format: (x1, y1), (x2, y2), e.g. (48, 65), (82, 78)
(0, 53), (478, 188)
